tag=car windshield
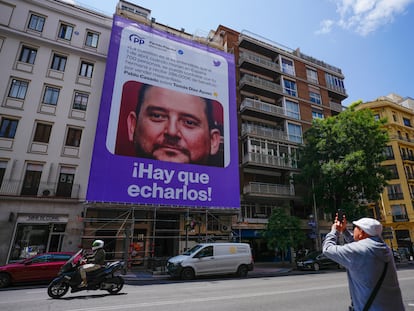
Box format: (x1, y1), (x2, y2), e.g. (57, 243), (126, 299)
(182, 244), (204, 256)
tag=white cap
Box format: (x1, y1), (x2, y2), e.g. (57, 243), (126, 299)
(353, 218), (383, 237)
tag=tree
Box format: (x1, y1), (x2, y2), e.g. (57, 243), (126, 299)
(262, 208), (305, 262)
(295, 101), (390, 220)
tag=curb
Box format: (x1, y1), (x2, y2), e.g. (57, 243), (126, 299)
(122, 267), (294, 282)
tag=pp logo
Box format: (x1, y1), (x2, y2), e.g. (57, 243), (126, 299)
(129, 34), (145, 45)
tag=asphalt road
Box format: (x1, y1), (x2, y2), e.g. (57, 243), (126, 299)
(1, 267), (413, 311)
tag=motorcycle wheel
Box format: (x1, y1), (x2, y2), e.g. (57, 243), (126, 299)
(107, 276), (124, 294)
(48, 279), (70, 299)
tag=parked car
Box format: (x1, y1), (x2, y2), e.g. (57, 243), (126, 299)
(0, 252), (75, 288)
(296, 251), (341, 271)
(167, 243), (254, 280)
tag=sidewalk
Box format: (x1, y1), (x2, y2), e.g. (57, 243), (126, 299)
(123, 262), (294, 282)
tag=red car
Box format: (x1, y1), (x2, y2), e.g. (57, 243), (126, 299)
(0, 252), (74, 288)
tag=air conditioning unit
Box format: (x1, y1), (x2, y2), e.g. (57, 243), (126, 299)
(220, 224), (231, 232)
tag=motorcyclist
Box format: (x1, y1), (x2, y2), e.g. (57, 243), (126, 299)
(78, 239), (106, 287)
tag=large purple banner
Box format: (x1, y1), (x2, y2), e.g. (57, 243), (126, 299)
(86, 16), (240, 208)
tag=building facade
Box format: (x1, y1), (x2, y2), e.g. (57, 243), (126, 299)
(357, 94), (414, 257)
(0, 0), (112, 264)
(216, 26), (347, 260)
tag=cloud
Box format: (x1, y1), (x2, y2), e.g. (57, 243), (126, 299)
(316, 0), (414, 36)
(315, 19), (335, 34)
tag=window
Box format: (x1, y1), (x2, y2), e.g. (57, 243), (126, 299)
(312, 110), (324, 119)
(325, 73), (345, 93)
(85, 31), (99, 48)
(385, 165), (399, 179)
(0, 161), (6, 187)
(281, 58), (295, 75)
(283, 79), (297, 97)
(405, 165), (414, 180)
(285, 99), (299, 119)
(79, 61), (94, 78)
(8, 79), (28, 99)
(306, 68), (318, 83)
(19, 46), (37, 64)
(287, 122), (302, 143)
(42, 86), (60, 105)
(28, 14), (45, 32)
(393, 114), (397, 122)
(33, 123), (52, 143)
(400, 147), (412, 161)
(403, 117), (411, 127)
(384, 146), (394, 160)
(309, 91), (322, 105)
(73, 92), (89, 111)
(56, 167), (75, 197)
(21, 163), (43, 196)
(387, 184), (403, 200)
(374, 114), (380, 121)
(58, 23), (73, 40)
(391, 204), (408, 222)
(0, 117), (18, 138)
(65, 127), (82, 147)
(196, 246), (213, 258)
(50, 53), (67, 71)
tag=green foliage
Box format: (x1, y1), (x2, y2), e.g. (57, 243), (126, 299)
(262, 208), (305, 255)
(295, 102), (390, 220)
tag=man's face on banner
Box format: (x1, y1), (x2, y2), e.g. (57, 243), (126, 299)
(127, 86), (220, 164)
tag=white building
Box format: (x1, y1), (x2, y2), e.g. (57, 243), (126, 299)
(0, 0), (112, 264)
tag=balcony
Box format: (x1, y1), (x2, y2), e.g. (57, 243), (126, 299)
(241, 123), (289, 142)
(243, 182), (295, 198)
(329, 101), (343, 113)
(392, 215), (410, 222)
(239, 74), (283, 99)
(238, 51), (281, 76)
(388, 193), (404, 200)
(0, 179), (81, 199)
(326, 83), (347, 98)
(240, 98), (286, 120)
(242, 152), (298, 170)
(391, 135), (414, 144)
(239, 31), (344, 75)
(401, 154), (414, 161)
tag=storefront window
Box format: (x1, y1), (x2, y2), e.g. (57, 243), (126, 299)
(9, 223), (66, 262)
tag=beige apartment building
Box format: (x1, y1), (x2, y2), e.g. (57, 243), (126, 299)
(356, 94), (414, 258)
(0, 0), (112, 264)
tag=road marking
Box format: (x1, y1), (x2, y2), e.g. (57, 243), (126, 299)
(65, 284), (348, 311)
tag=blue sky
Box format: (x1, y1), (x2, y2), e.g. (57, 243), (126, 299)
(70, 0), (414, 107)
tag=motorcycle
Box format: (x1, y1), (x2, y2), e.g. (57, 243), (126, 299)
(47, 249), (125, 298)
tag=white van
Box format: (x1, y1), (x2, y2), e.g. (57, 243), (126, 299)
(166, 243), (254, 280)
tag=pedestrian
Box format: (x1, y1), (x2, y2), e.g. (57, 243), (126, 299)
(322, 215), (405, 311)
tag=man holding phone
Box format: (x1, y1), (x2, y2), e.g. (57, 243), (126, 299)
(322, 214), (404, 310)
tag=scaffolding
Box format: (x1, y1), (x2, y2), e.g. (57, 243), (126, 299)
(81, 203), (239, 270)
